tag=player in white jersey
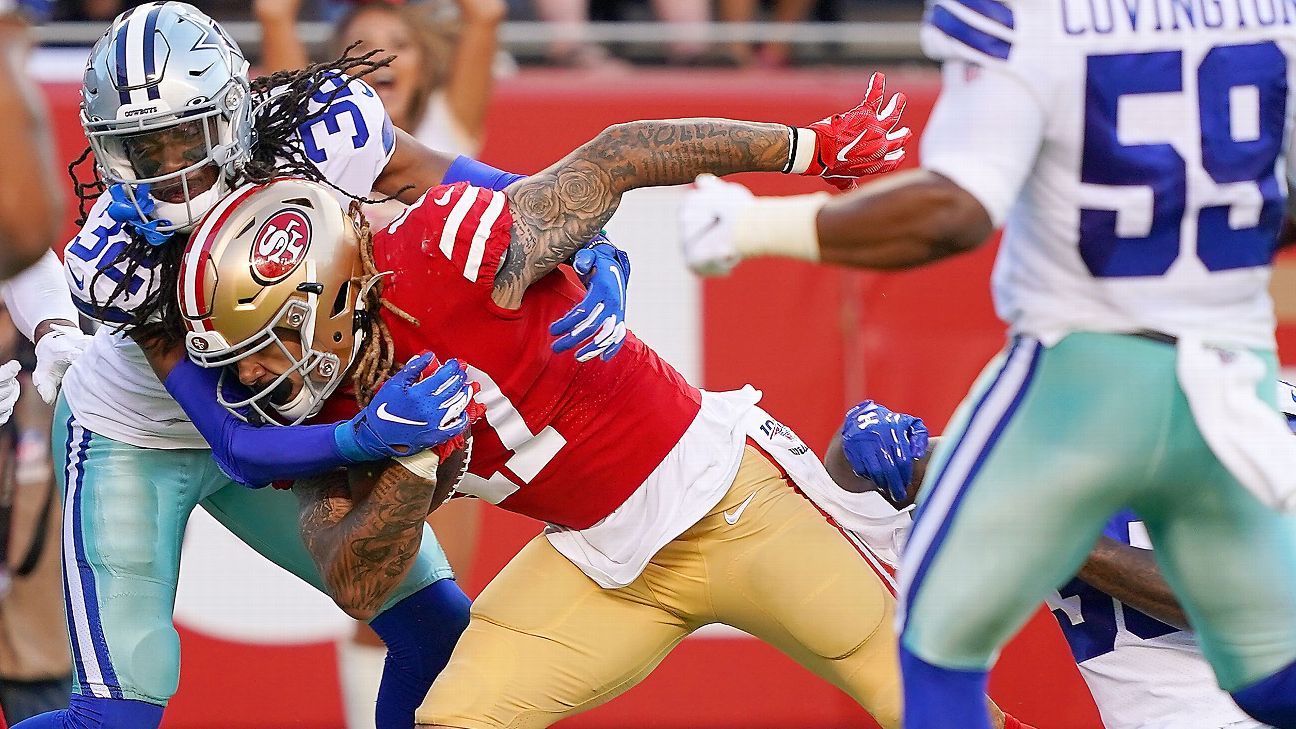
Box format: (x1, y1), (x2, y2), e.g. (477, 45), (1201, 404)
(679, 2), (1296, 727)
(4, 4), (626, 729)
(828, 396), (1287, 729)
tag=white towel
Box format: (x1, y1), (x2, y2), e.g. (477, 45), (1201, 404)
(1177, 336), (1296, 512)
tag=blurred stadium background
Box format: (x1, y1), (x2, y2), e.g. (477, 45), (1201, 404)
(8, 1), (1296, 727)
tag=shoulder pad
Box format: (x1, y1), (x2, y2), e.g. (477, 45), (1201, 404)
(921, 0), (1017, 64)
(63, 193), (163, 325)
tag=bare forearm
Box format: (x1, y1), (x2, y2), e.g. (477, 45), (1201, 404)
(1077, 537), (1189, 630)
(298, 463), (437, 619)
(0, 30), (65, 279)
(591, 119), (790, 192)
(444, 0), (505, 141)
(252, 3), (309, 73)
(496, 119), (790, 305)
(815, 170), (992, 270)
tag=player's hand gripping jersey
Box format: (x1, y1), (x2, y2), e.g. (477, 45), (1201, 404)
(316, 183), (704, 530)
(62, 74), (394, 447)
(920, 0), (1296, 348)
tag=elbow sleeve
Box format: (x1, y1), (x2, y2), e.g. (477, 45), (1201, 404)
(2, 250), (77, 340)
(166, 358), (355, 487)
(443, 155), (526, 191)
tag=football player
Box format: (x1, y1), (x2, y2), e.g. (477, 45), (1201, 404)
(830, 396), (1289, 729)
(4, 4), (627, 729)
(171, 95), (1026, 729)
(678, 2), (1296, 727)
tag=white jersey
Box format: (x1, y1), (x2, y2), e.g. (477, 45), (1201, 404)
(61, 74), (395, 448)
(1045, 511), (1265, 729)
(919, 0), (1296, 349)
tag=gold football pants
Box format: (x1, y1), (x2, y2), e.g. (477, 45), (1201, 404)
(416, 445), (902, 729)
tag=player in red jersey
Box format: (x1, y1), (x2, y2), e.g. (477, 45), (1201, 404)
(175, 86), (1025, 729)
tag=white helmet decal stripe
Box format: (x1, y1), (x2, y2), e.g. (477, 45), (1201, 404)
(180, 180), (261, 330)
(465, 191), (506, 282)
(438, 185), (481, 261)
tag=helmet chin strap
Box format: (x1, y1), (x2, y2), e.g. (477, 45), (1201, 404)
(151, 178), (229, 233)
(271, 381), (317, 422)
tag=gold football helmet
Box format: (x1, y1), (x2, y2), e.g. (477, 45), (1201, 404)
(178, 178), (368, 424)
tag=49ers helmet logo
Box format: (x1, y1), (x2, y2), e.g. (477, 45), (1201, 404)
(251, 209), (312, 284)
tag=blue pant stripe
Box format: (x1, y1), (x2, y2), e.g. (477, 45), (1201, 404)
(900, 337), (1042, 627)
(62, 420), (123, 699)
(59, 418), (92, 695)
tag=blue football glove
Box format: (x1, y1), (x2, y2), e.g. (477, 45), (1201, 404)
(840, 400), (929, 504)
(549, 234), (630, 362)
(106, 184), (174, 247)
(334, 353), (475, 460)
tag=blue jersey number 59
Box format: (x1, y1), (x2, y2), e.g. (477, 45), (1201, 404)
(1080, 43), (1288, 278)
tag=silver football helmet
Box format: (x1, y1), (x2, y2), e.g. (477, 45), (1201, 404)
(81, 2), (254, 233)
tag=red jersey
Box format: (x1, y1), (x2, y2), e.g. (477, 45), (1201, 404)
(321, 183), (702, 529)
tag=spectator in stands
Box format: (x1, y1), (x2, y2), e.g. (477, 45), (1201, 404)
(718, 0), (816, 66)
(534, 0), (708, 66)
(0, 306), (70, 726)
(255, 0), (504, 158)
(52, 0), (132, 22)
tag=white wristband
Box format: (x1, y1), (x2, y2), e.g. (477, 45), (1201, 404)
(787, 128), (819, 175)
(1, 251), (78, 341)
(395, 449), (441, 481)
(733, 192), (830, 262)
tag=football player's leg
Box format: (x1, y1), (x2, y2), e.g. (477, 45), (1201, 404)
(416, 535), (693, 729)
(199, 484), (466, 729)
(14, 399), (214, 728)
(899, 335), (1144, 729)
(698, 446), (902, 727)
(1136, 400), (1296, 726)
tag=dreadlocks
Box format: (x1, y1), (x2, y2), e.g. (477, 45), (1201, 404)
(65, 43), (410, 349)
(349, 202), (419, 408)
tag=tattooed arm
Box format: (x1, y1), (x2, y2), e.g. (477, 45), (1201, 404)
(294, 461), (441, 620)
(492, 120), (791, 308)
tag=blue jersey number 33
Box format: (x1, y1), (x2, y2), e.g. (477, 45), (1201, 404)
(1079, 42), (1288, 278)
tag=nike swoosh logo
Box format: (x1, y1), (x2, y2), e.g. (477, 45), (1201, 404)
(376, 403), (429, 426)
(69, 269), (85, 290)
(433, 189), (454, 206)
(723, 492), (757, 525)
(837, 130), (869, 163)
(683, 215), (722, 249)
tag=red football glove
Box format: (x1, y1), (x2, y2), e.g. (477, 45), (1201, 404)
(793, 72), (910, 190)
(1002, 714), (1037, 729)
(415, 357), (485, 461)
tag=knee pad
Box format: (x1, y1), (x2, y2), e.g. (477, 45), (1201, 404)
(11, 694), (163, 729)
(1231, 658), (1296, 728)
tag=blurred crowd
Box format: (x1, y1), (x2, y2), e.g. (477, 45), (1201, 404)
(17, 0), (924, 67)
